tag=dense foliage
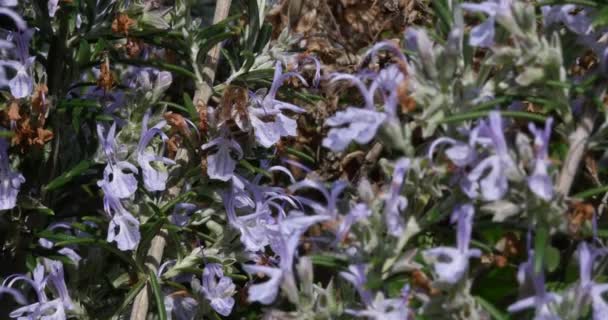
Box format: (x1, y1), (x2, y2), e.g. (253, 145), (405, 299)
(1, 0), (608, 319)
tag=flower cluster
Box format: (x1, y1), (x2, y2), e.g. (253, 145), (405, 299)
(1, 0), (608, 319)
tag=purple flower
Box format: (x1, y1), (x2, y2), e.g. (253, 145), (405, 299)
(289, 179), (348, 217)
(202, 132), (243, 181)
(428, 136), (477, 167)
(104, 195), (140, 251)
(137, 110), (175, 191)
(38, 222), (82, 264)
(97, 161), (138, 199)
(48, 0), (59, 17)
(223, 173), (301, 251)
(169, 203), (198, 227)
(460, 1), (513, 48)
(1, 28), (35, 98)
(164, 294), (197, 320)
(507, 250), (562, 319)
(369, 65), (405, 116)
(0, 5), (26, 36)
(341, 266), (411, 320)
(242, 264), (282, 304)
(340, 264), (373, 305)
(542, 5), (592, 35)
(336, 203), (372, 243)
(96, 122), (138, 199)
(464, 112), (514, 201)
(291, 54), (321, 88)
(576, 242), (608, 320)
(323, 107), (387, 152)
(527, 118), (554, 200)
(0, 137), (24, 210)
(2, 260), (71, 320)
(44, 259), (73, 310)
(10, 298), (66, 320)
(0, 287), (26, 306)
(382, 158), (410, 236)
(242, 212), (327, 304)
(244, 62), (306, 148)
(199, 263), (236, 316)
(423, 204), (481, 284)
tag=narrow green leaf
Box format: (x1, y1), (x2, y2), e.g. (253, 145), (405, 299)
(44, 160), (93, 191)
(573, 185), (608, 199)
(76, 39), (91, 65)
(286, 147), (315, 164)
(161, 191), (195, 213)
(239, 159), (271, 178)
(112, 277), (147, 318)
(148, 269), (167, 320)
(439, 110), (547, 124)
(475, 296), (509, 320)
(546, 246), (560, 273)
(534, 226), (549, 274)
(182, 93), (198, 119)
(21, 196), (55, 215)
(246, 0), (260, 51)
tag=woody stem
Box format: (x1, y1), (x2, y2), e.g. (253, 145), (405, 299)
(556, 104), (597, 197)
(192, 0), (233, 108)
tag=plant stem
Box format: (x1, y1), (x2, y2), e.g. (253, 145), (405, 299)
(192, 0), (232, 107)
(129, 230), (168, 320)
(555, 105), (597, 197)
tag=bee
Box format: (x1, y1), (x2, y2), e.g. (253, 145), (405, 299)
(568, 201), (595, 235)
(411, 270), (440, 296)
(218, 85), (251, 141)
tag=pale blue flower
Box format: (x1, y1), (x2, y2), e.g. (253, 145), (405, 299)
(0, 137), (24, 210)
(137, 110), (175, 192)
(340, 264), (373, 305)
(2, 29), (35, 98)
(323, 107), (387, 152)
(48, 0), (59, 17)
(423, 204), (481, 284)
(508, 250), (562, 319)
(382, 158), (410, 236)
(169, 203), (198, 227)
(245, 61), (307, 148)
(200, 263), (236, 316)
(460, 0), (513, 48)
(2, 260), (71, 320)
(202, 132), (243, 181)
(527, 118), (554, 200)
(103, 195), (140, 251)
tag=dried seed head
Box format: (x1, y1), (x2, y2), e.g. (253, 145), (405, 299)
(125, 37), (143, 58)
(111, 13), (135, 35)
(97, 58), (114, 92)
(7, 101), (21, 122)
(31, 84), (48, 115)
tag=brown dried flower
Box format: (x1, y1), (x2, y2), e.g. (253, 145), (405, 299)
(111, 13), (135, 35)
(97, 59), (114, 92)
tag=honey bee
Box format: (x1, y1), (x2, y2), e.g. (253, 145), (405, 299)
(218, 85), (251, 140)
(411, 270), (440, 296)
(568, 201), (595, 235)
